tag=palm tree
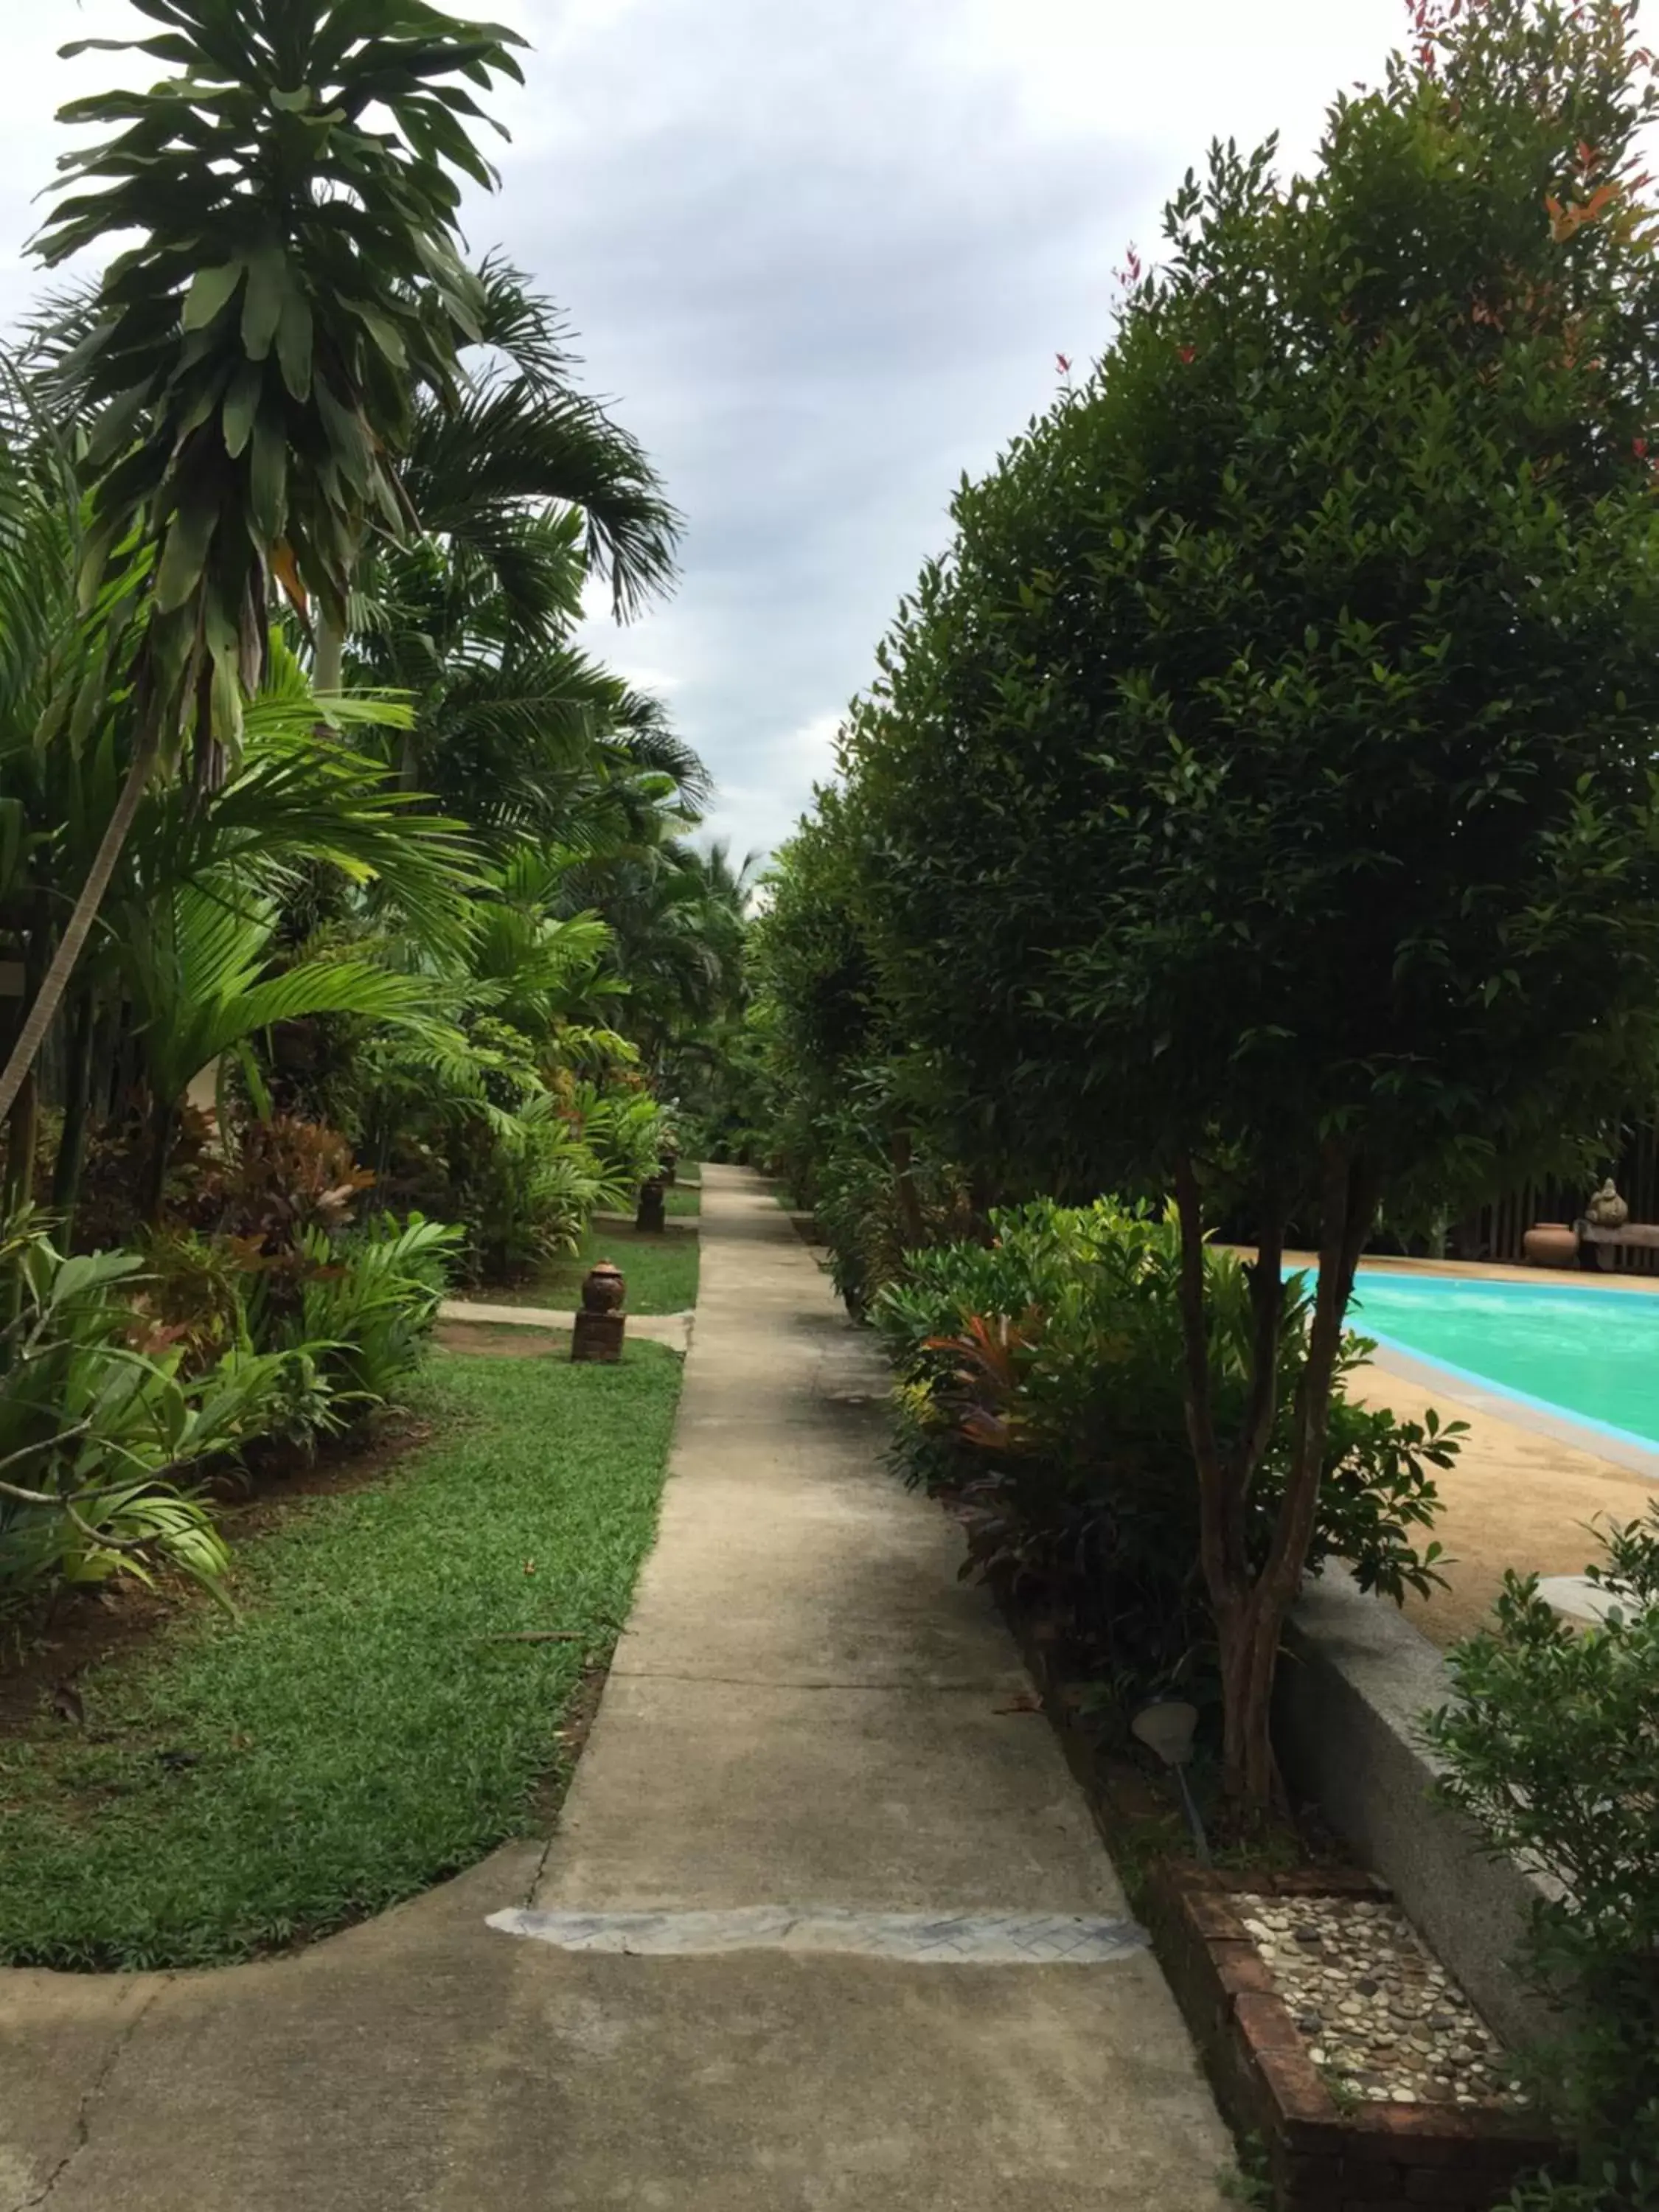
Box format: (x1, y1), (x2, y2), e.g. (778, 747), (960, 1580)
(0, 0), (526, 1126)
(400, 257), (680, 627)
(0, 356), (150, 1214)
(118, 878), (438, 1213)
(347, 262), (687, 827)
(559, 836), (757, 1076)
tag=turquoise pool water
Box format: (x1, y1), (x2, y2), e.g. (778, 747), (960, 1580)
(1343, 1269), (1659, 1450)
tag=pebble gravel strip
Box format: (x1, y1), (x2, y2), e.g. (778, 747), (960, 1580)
(1234, 1892), (1528, 2110)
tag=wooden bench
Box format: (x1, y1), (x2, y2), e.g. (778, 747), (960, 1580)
(1574, 1220), (1659, 1270)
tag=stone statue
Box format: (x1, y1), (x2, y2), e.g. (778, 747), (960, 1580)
(1587, 1178), (1630, 1228)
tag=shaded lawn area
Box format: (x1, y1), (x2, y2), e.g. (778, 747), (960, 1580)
(0, 1344), (683, 1970)
(465, 1217), (699, 1315)
(664, 1180), (700, 1219)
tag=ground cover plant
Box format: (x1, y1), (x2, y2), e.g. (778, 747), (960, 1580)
(0, 1343), (683, 1969)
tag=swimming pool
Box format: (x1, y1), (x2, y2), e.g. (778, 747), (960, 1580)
(1342, 1268), (1659, 1453)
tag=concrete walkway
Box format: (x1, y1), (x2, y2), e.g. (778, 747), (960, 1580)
(1, 1166), (1228, 2211)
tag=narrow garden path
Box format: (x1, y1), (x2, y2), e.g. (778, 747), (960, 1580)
(1, 1166), (1228, 2211)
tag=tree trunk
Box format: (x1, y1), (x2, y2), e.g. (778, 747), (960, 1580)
(1176, 1147), (1374, 1822)
(49, 988), (97, 1237)
(967, 1168), (998, 1245)
(0, 718), (161, 1130)
(3, 1070), (38, 1220)
(890, 1128), (926, 1250)
(1, 907), (48, 1222)
(314, 611), (345, 697)
(189, 658), (226, 803)
(142, 1094), (176, 1223)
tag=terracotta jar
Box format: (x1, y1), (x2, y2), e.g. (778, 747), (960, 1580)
(581, 1260), (627, 1313)
(1523, 1221), (1579, 1269)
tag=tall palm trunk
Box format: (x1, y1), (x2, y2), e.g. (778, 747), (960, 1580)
(50, 987), (98, 1235)
(0, 717), (160, 1130)
(1, 900), (48, 1220)
(142, 1093), (176, 1222)
(314, 611), (346, 697)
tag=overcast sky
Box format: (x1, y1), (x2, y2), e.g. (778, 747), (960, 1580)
(4, 0), (1419, 859)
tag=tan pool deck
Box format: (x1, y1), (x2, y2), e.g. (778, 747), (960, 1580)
(1284, 1251), (1659, 1646)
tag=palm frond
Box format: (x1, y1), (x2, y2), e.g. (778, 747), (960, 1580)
(405, 375), (681, 620)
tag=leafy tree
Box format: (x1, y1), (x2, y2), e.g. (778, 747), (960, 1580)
(0, 0), (526, 1124)
(118, 878), (437, 1212)
(831, 0), (1659, 1812)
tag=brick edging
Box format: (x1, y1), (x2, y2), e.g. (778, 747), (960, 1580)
(1147, 1866), (1560, 2211)
(981, 1571), (1561, 2208)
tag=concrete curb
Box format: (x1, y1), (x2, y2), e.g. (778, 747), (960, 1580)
(439, 1299), (693, 1351)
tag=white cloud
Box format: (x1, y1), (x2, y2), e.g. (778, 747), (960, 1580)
(700, 710), (842, 861)
(2, 0), (1582, 865)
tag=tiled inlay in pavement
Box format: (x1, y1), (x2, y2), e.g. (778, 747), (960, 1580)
(487, 1906), (1148, 1963)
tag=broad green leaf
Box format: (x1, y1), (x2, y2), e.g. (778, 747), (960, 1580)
(221, 360), (263, 459)
(183, 260), (245, 331)
(249, 412), (289, 546)
(357, 307), (408, 368)
(275, 284), (314, 403)
(152, 497), (217, 615)
(240, 246), (287, 362)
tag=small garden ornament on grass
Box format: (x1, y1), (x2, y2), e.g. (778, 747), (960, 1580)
(571, 1261), (627, 1363)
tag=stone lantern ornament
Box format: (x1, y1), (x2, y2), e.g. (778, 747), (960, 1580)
(571, 1259), (626, 1363)
(635, 1175), (667, 1234)
(1587, 1178), (1630, 1229)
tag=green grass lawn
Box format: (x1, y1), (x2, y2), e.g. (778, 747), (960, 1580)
(664, 1180), (700, 1219)
(0, 1345), (682, 1970)
(465, 1217), (699, 1315)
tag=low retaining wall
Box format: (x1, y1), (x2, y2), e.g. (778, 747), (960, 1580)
(1273, 1568), (1557, 2054)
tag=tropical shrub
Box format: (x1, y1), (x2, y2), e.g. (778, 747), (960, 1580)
(806, 1091), (976, 1318)
(872, 1200), (1457, 1711)
(349, 1007), (658, 1283)
(184, 1115), (375, 1259)
(0, 1220), (289, 1611)
(142, 1113), (456, 1433)
(564, 1082), (667, 1197)
(1424, 1515), (1659, 2211)
(288, 1214), (459, 1411)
